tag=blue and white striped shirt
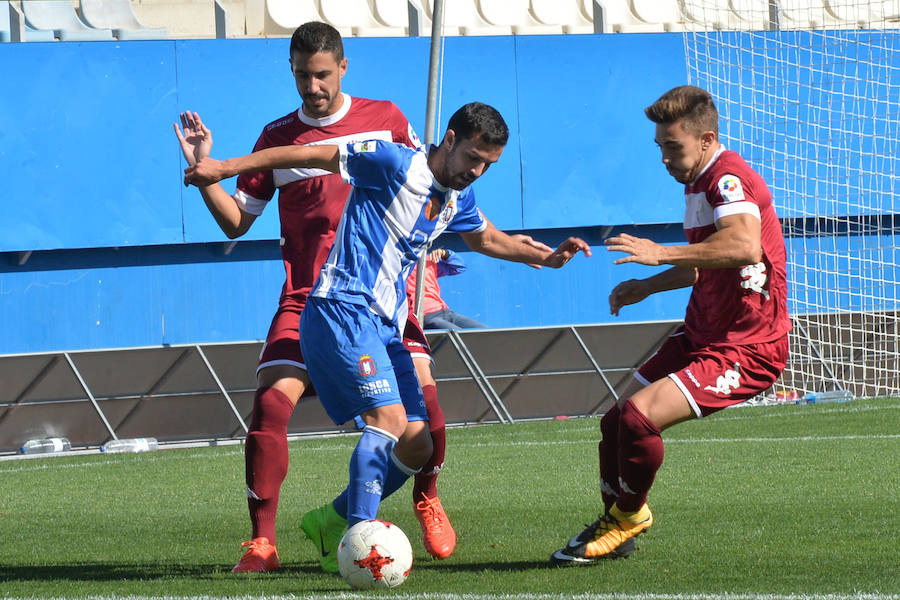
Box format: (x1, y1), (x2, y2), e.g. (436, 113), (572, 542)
(310, 140), (487, 327)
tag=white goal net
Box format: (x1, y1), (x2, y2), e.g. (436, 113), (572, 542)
(681, 1), (900, 398)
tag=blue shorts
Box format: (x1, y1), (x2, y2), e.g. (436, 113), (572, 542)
(299, 297), (427, 426)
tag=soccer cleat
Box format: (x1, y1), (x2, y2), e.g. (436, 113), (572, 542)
(549, 503), (652, 566)
(231, 537), (280, 573)
(300, 503), (347, 573)
(414, 493), (457, 559)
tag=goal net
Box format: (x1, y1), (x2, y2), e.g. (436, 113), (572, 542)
(680, 1), (900, 398)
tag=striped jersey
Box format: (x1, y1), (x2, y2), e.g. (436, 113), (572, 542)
(233, 94), (420, 311)
(311, 140), (487, 326)
(682, 147), (791, 345)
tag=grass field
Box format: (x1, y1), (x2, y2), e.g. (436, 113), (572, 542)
(1, 398), (898, 599)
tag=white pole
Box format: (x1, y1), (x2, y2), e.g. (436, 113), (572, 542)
(414, 0), (445, 325)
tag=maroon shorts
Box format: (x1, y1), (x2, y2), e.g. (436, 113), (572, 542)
(636, 327), (788, 418)
(257, 303), (432, 375)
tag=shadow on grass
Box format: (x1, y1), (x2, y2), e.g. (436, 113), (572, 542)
(414, 559), (552, 573)
(0, 561), (328, 582)
(0, 558), (552, 582)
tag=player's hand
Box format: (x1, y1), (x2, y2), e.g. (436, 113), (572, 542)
(174, 111), (213, 167)
(542, 237), (592, 269)
(509, 234), (554, 269)
(429, 248), (448, 262)
(609, 278), (651, 316)
(184, 157), (231, 187)
(605, 233), (666, 266)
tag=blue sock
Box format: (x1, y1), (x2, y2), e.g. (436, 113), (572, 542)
(346, 426), (397, 526)
(333, 449), (419, 519)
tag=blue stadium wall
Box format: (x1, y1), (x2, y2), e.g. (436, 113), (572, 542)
(0, 33), (841, 354)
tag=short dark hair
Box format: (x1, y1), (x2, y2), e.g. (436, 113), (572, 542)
(290, 21), (344, 61)
(645, 85), (719, 137)
(447, 102), (509, 146)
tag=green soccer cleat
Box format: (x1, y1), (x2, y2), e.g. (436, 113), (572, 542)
(300, 503), (347, 573)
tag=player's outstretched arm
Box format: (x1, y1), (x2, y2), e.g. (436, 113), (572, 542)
(605, 214), (760, 269)
(174, 111), (212, 167)
(184, 145), (342, 187)
(608, 266), (697, 316)
(174, 111), (256, 239)
(461, 220), (590, 268)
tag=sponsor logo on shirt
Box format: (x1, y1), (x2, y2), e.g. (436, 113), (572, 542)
(355, 141), (377, 153)
(364, 479), (383, 495)
(704, 362), (742, 395)
(740, 262), (770, 299)
(717, 174), (745, 202)
(358, 354), (377, 376)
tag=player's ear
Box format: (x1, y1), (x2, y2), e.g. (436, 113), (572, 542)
(339, 57), (348, 78)
(700, 130), (716, 150)
(443, 128), (456, 151)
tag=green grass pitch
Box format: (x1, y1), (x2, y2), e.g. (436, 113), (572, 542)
(1, 398), (898, 599)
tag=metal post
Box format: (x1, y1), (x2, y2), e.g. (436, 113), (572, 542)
(64, 352), (118, 441)
(414, 0), (445, 324)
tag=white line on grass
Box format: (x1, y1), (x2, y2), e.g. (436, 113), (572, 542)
(7, 593), (897, 600)
(3, 431), (899, 475)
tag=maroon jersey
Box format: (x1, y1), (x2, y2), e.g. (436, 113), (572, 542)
(681, 148), (791, 345)
(234, 94), (420, 311)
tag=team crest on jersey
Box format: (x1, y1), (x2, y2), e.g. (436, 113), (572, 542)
(717, 174), (745, 202)
(408, 123), (422, 148)
(358, 354), (377, 377)
(440, 198), (456, 223)
(355, 141), (377, 153)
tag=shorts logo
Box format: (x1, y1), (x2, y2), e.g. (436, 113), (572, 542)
(717, 174), (745, 202)
(705, 362), (741, 396)
(684, 368), (701, 388)
(358, 354), (377, 377)
(358, 378), (393, 396)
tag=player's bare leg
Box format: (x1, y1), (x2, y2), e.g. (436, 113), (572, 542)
(410, 356), (457, 559)
(552, 377), (694, 566)
(233, 365), (307, 572)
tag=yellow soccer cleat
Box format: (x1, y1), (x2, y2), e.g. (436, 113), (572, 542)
(550, 503), (652, 566)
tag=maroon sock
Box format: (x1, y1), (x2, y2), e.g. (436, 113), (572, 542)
(413, 384), (445, 500)
(598, 403), (622, 511)
(245, 386), (294, 543)
(616, 399), (664, 512)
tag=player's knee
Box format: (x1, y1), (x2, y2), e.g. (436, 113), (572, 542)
(600, 403), (621, 440)
(360, 404), (408, 438)
(395, 422), (432, 469)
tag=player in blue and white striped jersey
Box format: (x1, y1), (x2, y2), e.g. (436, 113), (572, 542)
(185, 102), (590, 536)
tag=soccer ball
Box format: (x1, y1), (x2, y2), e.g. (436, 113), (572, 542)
(337, 519), (413, 589)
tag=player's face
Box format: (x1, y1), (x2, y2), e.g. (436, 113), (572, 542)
(290, 50), (347, 118)
(654, 120), (711, 184)
(442, 132), (505, 190)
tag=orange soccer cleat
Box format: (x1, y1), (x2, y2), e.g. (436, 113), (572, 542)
(414, 493), (457, 559)
(231, 537), (281, 573)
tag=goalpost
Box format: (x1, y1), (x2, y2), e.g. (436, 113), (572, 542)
(680, 1), (900, 398)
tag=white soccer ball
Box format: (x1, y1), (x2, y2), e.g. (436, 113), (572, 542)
(337, 519), (413, 589)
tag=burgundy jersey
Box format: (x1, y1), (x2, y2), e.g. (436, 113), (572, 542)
(681, 148), (791, 345)
(234, 94), (421, 311)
